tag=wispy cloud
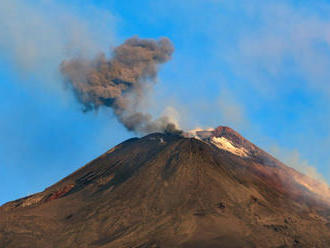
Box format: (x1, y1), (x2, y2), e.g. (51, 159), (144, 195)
(270, 145), (326, 182)
(224, 1), (330, 97)
(0, 0), (116, 86)
(218, 89), (247, 129)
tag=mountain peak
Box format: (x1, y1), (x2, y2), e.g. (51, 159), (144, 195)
(187, 126), (256, 158)
(188, 125), (246, 141)
(2, 126), (330, 247)
(213, 125), (241, 135)
(213, 126), (246, 143)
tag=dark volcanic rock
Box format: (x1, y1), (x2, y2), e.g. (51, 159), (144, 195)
(1, 128), (330, 247)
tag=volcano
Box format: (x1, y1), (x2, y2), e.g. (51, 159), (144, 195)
(1, 126), (330, 248)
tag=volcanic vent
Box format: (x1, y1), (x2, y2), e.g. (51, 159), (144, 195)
(1, 126), (330, 248)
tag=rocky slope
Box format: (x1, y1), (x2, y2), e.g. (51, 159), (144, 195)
(1, 126), (330, 248)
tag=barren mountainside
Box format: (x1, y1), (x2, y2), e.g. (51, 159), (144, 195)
(1, 126), (330, 248)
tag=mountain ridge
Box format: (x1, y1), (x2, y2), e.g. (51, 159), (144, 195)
(1, 126), (330, 248)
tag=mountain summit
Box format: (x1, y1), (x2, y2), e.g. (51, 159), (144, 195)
(1, 126), (330, 248)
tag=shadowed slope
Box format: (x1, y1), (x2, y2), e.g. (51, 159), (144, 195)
(1, 128), (330, 247)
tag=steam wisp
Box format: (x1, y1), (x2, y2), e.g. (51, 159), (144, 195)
(61, 37), (181, 134)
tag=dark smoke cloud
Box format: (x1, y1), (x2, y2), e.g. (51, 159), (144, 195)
(61, 37), (181, 135)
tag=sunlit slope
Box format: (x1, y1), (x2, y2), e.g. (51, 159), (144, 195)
(1, 128), (330, 247)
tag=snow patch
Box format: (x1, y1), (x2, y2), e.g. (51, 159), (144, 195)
(211, 137), (249, 157)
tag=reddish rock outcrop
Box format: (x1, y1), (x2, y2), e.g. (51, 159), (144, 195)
(45, 184), (75, 203)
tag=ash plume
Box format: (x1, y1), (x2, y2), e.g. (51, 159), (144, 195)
(61, 37), (181, 134)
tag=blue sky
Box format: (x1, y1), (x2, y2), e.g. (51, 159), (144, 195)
(2, 0), (330, 205)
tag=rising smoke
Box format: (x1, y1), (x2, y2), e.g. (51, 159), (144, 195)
(61, 37), (181, 135)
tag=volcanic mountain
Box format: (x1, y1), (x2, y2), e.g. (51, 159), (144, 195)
(1, 126), (330, 248)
